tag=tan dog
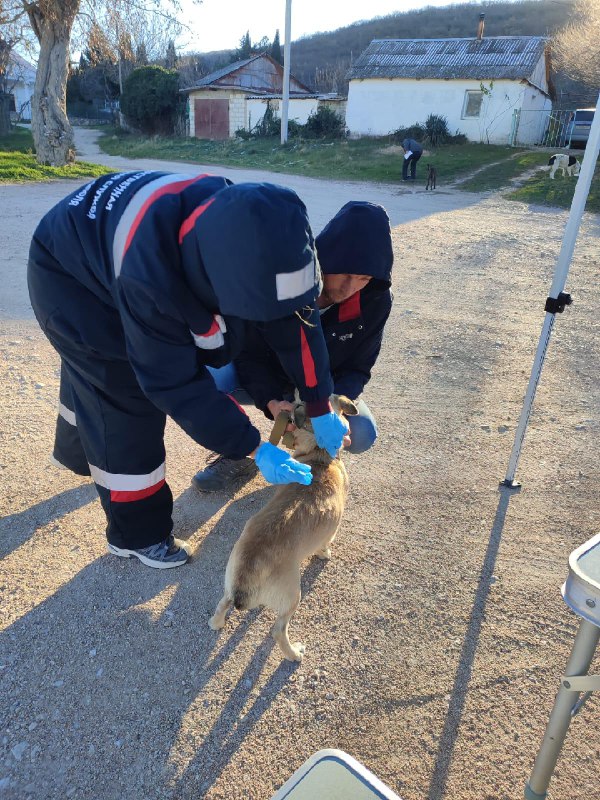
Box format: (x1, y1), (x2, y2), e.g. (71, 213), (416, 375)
(209, 395), (358, 661)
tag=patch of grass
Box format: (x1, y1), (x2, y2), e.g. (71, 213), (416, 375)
(507, 160), (600, 213)
(0, 126), (36, 154)
(98, 127), (517, 185)
(457, 151), (551, 192)
(0, 127), (111, 183)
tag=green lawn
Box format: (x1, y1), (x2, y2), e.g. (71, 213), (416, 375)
(98, 128), (518, 185)
(0, 127), (110, 183)
(457, 150), (551, 192)
(3, 125), (597, 213)
(506, 157), (600, 213)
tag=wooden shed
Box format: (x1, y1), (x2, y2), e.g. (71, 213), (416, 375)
(182, 53), (320, 139)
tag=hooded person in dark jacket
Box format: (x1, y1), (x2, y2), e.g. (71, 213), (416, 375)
(27, 172), (348, 569)
(193, 201), (394, 492)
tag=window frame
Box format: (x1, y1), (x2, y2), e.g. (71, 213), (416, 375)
(462, 90), (484, 119)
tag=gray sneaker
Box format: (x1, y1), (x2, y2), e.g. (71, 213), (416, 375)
(107, 534), (189, 569)
(192, 454), (257, 492)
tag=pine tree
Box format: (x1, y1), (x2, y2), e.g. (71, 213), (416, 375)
(238, 31), (252, 59)
(270, 29), (282, 64)
(165, 39), (178, 70)
(135, 42), (148, 66)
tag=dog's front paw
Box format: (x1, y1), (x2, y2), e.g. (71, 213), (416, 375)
(208, 615), (225, 630)
(288, 642), (305, 662)
(315, 547), (331, 560)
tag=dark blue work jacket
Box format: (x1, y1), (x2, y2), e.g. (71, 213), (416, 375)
(236, 281), (392, 414)
(29, 171), (333, 458)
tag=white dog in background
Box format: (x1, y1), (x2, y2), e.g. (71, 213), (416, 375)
(548, 154), (581, 179)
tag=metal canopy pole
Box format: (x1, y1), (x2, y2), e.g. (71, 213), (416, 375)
(502, 92), (600, 488)
(280, 0), (292, 145)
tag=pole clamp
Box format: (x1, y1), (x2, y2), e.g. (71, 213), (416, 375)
(545, 292), (572, 314)
(562, 674), (600, 692)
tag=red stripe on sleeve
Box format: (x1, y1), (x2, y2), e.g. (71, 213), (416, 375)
(110, 479), (165, 503)
(300, 326), (318, 388)
(178, 196), (216, 244)
(227, 393), (249, 416)
(123, 174), (209, 258)
(338, 291), (361, 322)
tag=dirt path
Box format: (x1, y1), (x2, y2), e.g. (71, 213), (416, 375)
(1, 132), (599, 800)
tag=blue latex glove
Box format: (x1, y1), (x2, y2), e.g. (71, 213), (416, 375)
(311, 412), (349, 458)
(254, 442), (313, 486)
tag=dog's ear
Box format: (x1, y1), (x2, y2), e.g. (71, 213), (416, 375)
(337, 395), (359, 417)
(293, 402), (307, 429)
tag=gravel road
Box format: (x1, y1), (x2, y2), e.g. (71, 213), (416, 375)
(1, 128), (599, 800)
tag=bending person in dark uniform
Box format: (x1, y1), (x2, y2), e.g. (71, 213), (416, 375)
(28, 173), (348, 569)
(401, 137), (423, 181)
(193, 201), (394, 492)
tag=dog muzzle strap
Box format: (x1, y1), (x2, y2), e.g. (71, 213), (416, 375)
(269, 411), (292, 447)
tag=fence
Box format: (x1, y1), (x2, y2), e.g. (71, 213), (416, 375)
(510, 108), (575, 149)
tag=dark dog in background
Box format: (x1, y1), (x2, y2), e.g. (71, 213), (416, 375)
(425, 164), (437, 190)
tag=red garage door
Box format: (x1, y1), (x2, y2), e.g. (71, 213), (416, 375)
(194, 99), (229, 140)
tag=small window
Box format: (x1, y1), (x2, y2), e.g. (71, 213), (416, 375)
(462, 90), (483, 118)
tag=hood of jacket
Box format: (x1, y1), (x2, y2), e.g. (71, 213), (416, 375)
(315, 201), (394, 288)
(193, 182), (319, 322)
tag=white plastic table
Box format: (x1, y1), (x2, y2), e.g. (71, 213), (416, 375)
(270, 749), (402, 800)
(525, 533), (600, 799)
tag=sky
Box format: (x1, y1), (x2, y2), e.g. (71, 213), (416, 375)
(178, 0), (476, 53)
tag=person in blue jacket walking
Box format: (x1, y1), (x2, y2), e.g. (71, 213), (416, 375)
(193, 201), (394, 492)
(27, 172), (348, 569)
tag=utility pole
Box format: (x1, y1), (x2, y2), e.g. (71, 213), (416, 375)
(280, 0), (291, 144)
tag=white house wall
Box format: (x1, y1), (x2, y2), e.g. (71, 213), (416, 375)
(528, 53), (549, 94)
(10, 81), (34, 120)
(346, 78), (546, 144)
(515, 80), (553, 145)
(246, 98), (320, 131)
(247, 98), (278, 131)
(289, 98), (319, 125)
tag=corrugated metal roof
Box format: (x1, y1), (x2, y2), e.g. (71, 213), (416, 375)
(347, 36), (548, 81)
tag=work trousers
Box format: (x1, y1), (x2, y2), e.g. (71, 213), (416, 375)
(28, 242), (173, 550)
(402, 153), (421, 180)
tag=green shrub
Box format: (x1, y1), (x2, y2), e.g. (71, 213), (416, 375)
(235, 128), (253, 140)
(253, 102), (281, 137)
(287, 119), (303, 138)
(303, 106), (345, 139)
(424, 114), (450, 146)
(120, 66), (180, 135)
(391, 123), (426, 143)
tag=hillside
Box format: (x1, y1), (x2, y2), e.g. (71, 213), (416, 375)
(197, 0), (594, 107)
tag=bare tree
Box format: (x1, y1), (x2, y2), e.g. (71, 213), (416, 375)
(0, 1), (34, 133)
(1, 0), (192, 164)
(25, 0), (80, 165)
(553, 0), (600, 89)
(313, 60), (351, 95)
(177, 52), (207, 89)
